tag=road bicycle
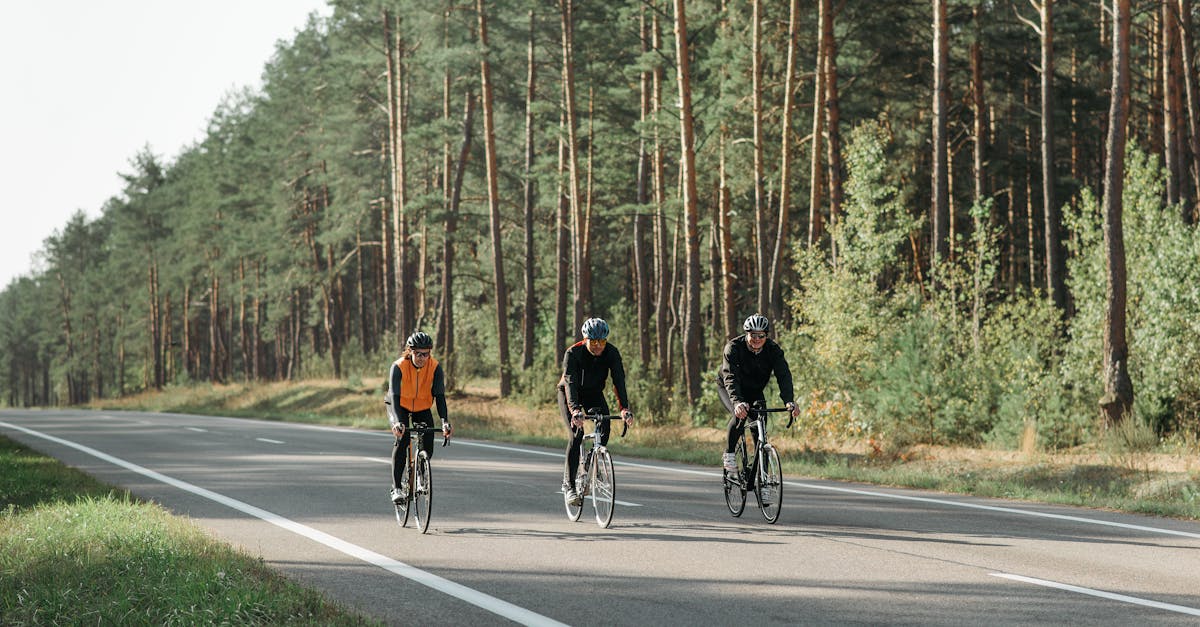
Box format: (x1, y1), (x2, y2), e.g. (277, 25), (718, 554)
(723, 401), (792, 523)
(393, 423), (448, 534)
(564, 409), (629, 528)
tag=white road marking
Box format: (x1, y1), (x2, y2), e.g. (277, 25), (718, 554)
(186, 427), (208, 433)
(0, 421), (566, 627)
(557, 489), (641, 507)
(991, 573), (1200, 617)
(364, 457), (390, 464)
(448, 440), (1200, 540)
(255, 437), (285, 444)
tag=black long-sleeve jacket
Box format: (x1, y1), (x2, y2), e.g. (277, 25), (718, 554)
(559, 341), (631, 413)
(718, 334), (795, 405)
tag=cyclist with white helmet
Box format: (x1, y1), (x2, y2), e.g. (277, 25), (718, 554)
(387, 331), (453, 503)
(557, 317), (634, 506)
(717, 314), (800, 472)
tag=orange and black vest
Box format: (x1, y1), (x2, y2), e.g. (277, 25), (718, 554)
(393, 355), (440, 412)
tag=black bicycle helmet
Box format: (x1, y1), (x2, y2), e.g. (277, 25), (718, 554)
(580, 317), (610, 340)
(405, 331), (433, 350)
(743, 313), (770, 333)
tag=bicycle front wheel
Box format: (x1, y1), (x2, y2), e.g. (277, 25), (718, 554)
(723, 438), (747, 517)
(414, 451), (433, 533)
(590, 449), (616, 528)
(757, 444), (783, 523)
(394, 461), (412, 528)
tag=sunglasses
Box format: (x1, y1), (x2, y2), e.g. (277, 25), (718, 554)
(748, 332), (767, 340)
(412, 350), (432, 357)
(587, 338), (607, 346)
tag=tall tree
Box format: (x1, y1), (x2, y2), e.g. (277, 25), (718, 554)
(384, 10), (412, 338)
(521, 8), (538, 370)
(673, 0), (702, 403)
(1019, 0), (1068, 313)
(751, 0), (769, 313)
(768, 0), (801, 319)
(634, 4), (654, 363)
(931, 0), (950, 270)
(477, 0), (512, 397)
(1178, 0), (1200, 224)
(560, 0), (588, 326)
(822, 0), (844, 267)
(1100, 0), (1134, 425)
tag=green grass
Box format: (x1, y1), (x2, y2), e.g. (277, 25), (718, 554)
(0, 437), (378, 626)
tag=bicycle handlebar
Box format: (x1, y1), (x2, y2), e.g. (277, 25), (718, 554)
(402, 424), (451, 447)
(738, 406), (796, 429)
(581, 410), (630, 438)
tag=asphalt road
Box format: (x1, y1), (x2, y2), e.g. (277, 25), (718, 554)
(3, 409), (1199, 626)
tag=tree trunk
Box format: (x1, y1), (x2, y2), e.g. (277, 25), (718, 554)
(751, 0), (769, 314)
(1100, 0), (1134, 426)
(673, 0), (702, 403)
(1040, 0), (1068, 314)
(972, 4), (987, 347)
(442, 89), (474, 385)
(384, 10), (411, 339)
(1164, 0), (1183, 207)
(652, 7), (670, 378)
(555, 107), (570, 356)
(767, 0), (800, 320)
(931, 0), (950, 271)
(560, 0), (586, 327)
(521, 9), (537, 370)
(478, 0), (511, 397)
(823, 0), (844, 267)
(719, 134), (736, 339)
(635, 5), (653, 363)
(808, 0), (826, 250)
(1178, 0), (1200, 224)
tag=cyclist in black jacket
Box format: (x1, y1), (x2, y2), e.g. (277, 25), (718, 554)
(557, 317), (634, 506)
(717, 314), (801, 472)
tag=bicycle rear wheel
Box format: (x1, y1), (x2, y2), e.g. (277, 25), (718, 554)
(757, 444), (783, 523)
(590, 449), (616, 528)
(723, 438), (747, 517)
(394, 461), (412, 527)
(414, 451), (433, 533)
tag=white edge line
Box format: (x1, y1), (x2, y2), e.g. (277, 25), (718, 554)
(991, 573), (1200, 617)
(449, 439), (1200, 540)
(0, 421), (566, 627)
(255, 437), (285, 444)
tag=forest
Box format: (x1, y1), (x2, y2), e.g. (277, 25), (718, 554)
(2, 0), (1198, 451)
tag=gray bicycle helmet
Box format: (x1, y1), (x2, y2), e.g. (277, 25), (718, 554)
(405, 331), (433, 349)
(580, 317), (610, 340)
(743, 313), (770, 333)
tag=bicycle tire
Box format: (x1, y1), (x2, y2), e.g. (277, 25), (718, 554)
(565, 448), (587, 521)
(591, 448), (616, 528)
(414, 451), (433, 533)
(724, 438), (748, 517)
(757, 444), (783, 523)
(394, 459), (412, 528)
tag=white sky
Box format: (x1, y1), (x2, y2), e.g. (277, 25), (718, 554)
(0, 1), (331, 289)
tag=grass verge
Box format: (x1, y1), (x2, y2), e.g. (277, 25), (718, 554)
(87, 378), (1200, 521)
(0, 437), (378, 626)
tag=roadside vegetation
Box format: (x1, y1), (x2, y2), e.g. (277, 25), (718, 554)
(0, 437), (378, 626)
(88, 377), (1200, 521)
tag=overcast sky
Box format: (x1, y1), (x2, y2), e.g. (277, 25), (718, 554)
(0, 1), (331, 290)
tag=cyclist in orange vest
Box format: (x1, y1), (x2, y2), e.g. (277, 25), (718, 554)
(387, 331), (452, 503)
(557, 317), (634, 506)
